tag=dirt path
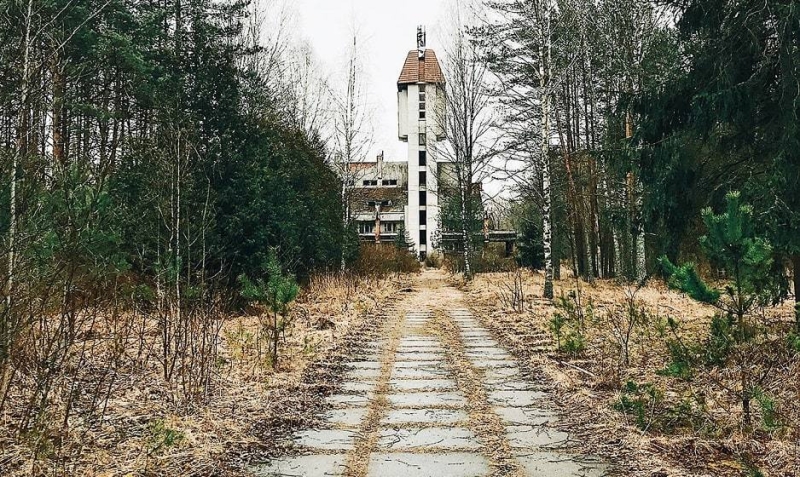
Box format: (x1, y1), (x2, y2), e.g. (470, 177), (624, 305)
(251, 270), (611, 476)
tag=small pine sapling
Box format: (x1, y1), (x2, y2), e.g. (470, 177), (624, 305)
(239, 251), (300, 367)
(659, 191), (781, 428)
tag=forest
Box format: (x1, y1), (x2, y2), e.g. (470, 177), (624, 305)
(0, 0), (798, 475)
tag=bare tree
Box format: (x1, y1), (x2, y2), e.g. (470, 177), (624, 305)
(433, 0), (502, 280)
(330, 30), (373, 269)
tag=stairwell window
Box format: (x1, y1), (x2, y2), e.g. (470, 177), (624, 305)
(419, 150), (427, 166)
(419, 190), (427, 206)
(419, 170), (427, 187)
(418, 133), (426, 145)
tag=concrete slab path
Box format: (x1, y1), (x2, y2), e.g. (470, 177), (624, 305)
(252, 271), (610, 477)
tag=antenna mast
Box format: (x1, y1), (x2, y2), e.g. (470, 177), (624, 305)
(417, 25), (426, 59)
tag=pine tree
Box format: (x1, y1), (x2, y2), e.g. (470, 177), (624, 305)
(660, 191), (779, 427)
(239, 251), (300, 367)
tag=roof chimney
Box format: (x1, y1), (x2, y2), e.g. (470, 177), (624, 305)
(417, 25), (426, 59)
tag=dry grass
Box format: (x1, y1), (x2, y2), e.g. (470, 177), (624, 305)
(464, 269), (800, 477)
(0, 273), (411, 476)
(342, 307), (403, 477)
(431, 310), (523, 477)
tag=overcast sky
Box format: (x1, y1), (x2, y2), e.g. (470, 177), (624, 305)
(290, 0), (449, 162)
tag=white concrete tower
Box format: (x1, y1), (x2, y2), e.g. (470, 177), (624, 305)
(397, 26), (446, 261)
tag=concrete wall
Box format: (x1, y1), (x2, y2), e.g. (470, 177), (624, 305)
(398, 80), (446, 258)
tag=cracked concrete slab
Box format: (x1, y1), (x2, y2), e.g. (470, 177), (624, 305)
(377, 427), (481, 450)
(383, 408), (469, 425)
(515, 452), (610, 476)
(325, 393), (372, 407)
(391, 367), (450, 379)
(251, 454), (347, 477)
(340, 380), (376, 394)
(345, 368), (381, 380)
(505, 425), (570, 449)
(292, 429), (358, 450)
(487, 390), (546, 407)
(494, 406), (557, 426)
(389, 378), (457, 391)
(319, 408), (368, 427)
(394, 352), (445, 361)
(386, 391), (468, 407)
(367, 452), (490, 477)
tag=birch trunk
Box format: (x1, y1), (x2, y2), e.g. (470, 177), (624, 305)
(461, 181), (472, 279)
(540, 12), (554, 299)
(7, 0), (33, 312)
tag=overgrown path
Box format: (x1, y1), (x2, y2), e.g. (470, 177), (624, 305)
(252, 270), (609, 476)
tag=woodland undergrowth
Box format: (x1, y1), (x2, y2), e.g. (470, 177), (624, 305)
(0, 272), (406, 476)
(469, 269), (799, 476)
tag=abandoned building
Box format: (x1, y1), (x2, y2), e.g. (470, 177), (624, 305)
(348, 27), (447, 261)
(349, 27), (515, 260)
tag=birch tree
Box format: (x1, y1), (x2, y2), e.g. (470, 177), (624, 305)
(331, 32), (373, 268)
(481, 0), (559, 297)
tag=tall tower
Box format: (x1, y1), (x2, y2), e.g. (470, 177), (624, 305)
(397, 26), (446, 261)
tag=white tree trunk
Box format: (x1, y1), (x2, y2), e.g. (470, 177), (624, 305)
(461, 182), (472, 279)
(541, 103), (554, 299)
(539, 18), (554, 300)
(634, 177), (646, 281)
(6, 0), (33, 311)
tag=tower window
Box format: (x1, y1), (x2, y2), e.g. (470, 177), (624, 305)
(419, 133), (426, 145)
(419, 150), (427, 165)
(419, 230), (427, 244)
(419, 84), (426, 92)
(419, 170), (427, 187)
(419, 111), (426, 120)
(419, 190), (427, 206)
(419, 210), (427, 225)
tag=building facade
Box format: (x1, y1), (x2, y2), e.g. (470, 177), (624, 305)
(349, 29), (447, 261)
(396, 28), (447, 261)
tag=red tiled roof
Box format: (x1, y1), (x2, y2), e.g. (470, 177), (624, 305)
(398, 50), (445, 86)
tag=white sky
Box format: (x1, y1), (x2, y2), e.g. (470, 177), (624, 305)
(291, 0), (449, 162)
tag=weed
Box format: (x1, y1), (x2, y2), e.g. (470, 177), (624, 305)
(752, 388), (781, 431)
(787, 332), (800, 354)
(147, 419), (185, 455)
(613, 381), (663, 430)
